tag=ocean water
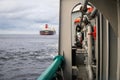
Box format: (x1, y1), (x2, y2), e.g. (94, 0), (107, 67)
(0, 34), (58, 80)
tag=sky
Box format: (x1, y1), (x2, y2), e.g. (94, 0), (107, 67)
(0, 0), (59, 34)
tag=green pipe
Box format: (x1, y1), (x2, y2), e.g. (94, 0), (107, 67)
(37, 55), (64, 80)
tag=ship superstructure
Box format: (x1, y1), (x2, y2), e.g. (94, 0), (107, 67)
(37, 0), (120, 80)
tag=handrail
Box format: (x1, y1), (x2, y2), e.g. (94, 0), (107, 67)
(37, 55), (64, 80)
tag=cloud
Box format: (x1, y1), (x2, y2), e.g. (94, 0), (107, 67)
(0, 0), (59, 34)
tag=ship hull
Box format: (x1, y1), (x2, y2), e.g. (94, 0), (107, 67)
(40, 30), (55, 35)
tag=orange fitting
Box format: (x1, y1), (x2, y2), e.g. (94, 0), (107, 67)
(87, 7), (93, 13)
(74, 18), (81, 23)
(88, 26), (96, 40)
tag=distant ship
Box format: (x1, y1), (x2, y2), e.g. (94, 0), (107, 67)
(40, 24), (56, 35)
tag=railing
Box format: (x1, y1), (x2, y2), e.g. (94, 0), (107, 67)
(37, 55), (64, 80)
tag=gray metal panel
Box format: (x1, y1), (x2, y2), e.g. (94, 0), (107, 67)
(59, 0), (82, 79)
(97, 13), (110, 80)
(109, 23), (117, 80)
(97, 13), (117, 80)
(59, 1), (72, 79)
(102, 15), (107, 80)
(100, 19), (110, 80)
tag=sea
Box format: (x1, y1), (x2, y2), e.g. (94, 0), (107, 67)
(0, 34), (58, 80)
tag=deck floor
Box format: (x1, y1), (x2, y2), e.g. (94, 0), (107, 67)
(77, 65), (88, 80)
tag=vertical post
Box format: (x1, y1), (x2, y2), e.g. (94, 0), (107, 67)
(99, 13), (103, 80)
(87, 25), (93, 80)
(106, 20), (110, 80)
(117, 1), (120, 80)
(96, 14), (100, 80)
